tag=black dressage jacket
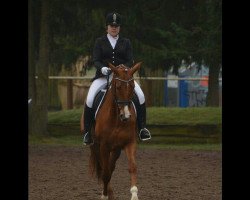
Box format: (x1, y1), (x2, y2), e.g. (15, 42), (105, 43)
(91, 35), (134, 81)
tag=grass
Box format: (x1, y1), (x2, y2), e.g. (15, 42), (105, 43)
(48, 108), (83, 124)
(147, 107), (222, 125)
(139, 143), (222, 151)
(29, 133), (221, 151)
(29, 107), (222, 151)
(29, 133), (80, 146)
(48, 107), (222, 125)
(29, 125), (222, 151)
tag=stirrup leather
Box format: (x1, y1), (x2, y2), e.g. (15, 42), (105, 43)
(83, 132), (94, 145)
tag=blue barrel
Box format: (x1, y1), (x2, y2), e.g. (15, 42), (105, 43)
(164, 79), (168, 106)
(179, 78), (189, 107)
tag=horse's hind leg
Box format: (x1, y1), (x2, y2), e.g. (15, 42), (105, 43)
(100, 144), (112, 199)
(100, 183), (114, 200)
(125, 142), (139, 200)
(107, 183), (114, 200)
(109, 149), (121, 174)
(101, 194), (108, 200)
(104, 149), (121, 200)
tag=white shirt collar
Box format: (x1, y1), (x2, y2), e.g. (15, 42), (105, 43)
(107, 34), (119, 49)
(107, 33), (119, 40)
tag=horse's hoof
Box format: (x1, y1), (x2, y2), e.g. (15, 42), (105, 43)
(131, 196), (138, 200)
(131, 194), (138, 200)
(101, 194), (108, 200)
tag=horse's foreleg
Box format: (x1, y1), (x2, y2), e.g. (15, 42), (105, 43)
(125, 142), (139, 200)
(130, 186), (139, 200)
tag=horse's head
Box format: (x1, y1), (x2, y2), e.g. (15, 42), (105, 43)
(108, 62), (142, 121)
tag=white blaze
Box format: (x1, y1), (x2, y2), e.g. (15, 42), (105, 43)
(124, 105), (131, 118)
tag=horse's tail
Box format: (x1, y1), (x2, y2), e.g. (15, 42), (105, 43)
(89, 142), (102, 182)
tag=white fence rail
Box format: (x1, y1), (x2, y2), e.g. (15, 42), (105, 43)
(45, 76), (222, 110)
(39, 76), (222, 81)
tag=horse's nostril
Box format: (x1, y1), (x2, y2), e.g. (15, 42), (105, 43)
(122, 118), (128, 122)
(120, 114), (124, 119)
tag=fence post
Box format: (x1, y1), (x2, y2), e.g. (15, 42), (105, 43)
(67, 79), (73, 109)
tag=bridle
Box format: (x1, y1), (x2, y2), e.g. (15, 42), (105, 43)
(106, 63), (142, 121)
(113, 77), (134, 106)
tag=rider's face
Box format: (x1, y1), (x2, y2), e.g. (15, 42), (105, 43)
(107, 25), (120, 37)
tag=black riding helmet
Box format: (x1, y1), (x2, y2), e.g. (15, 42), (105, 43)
(106, 12), (122, 26)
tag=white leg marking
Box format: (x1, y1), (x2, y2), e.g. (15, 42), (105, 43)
(101, 194), (108, 199)
(130, 186), (138, 200)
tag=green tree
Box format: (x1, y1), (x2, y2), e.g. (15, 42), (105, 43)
(122, 0), (222, 106)
(195, 0), (222, 106)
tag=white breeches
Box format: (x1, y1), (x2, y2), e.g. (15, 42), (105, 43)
(85, 75), (145, 108)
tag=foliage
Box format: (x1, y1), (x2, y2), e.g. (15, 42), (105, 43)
(30, 0), (222, 71)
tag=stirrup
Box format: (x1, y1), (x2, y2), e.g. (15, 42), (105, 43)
(139, 128), (151, 141)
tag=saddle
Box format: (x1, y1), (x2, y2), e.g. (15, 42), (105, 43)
(93, 89), (107, 119)
(92, 89), (139, 120)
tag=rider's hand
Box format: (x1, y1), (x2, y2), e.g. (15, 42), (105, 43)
(101, 67), (111, 75)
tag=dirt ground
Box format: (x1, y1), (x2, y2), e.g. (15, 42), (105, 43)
(29, 145), (221, 200)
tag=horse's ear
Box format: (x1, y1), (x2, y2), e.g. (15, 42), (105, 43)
(130, 62), (142, 75)
(108, 62), (118, 73)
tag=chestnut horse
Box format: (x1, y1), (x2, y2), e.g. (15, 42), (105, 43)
(89, 62), (142, 200)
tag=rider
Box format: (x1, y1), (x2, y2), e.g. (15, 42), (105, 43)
(82, 12), (151, 145)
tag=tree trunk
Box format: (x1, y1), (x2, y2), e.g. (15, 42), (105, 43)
(206, 65), (220, 106)
(28, 0), (36, 134)
(29, 0), (41, 134)
(32, 0), (50, 135)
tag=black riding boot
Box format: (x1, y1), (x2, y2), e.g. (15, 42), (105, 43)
(82, 104), (94, 145)
(132, 94), (151, 141)
(137, 103), (151, 141)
